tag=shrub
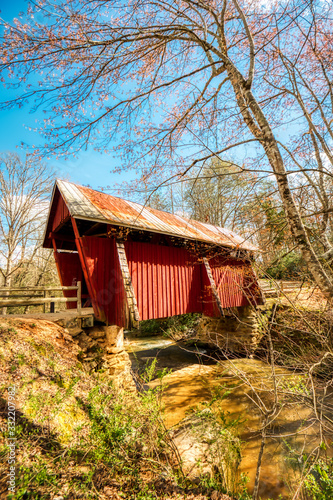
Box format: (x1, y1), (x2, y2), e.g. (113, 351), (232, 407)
(265, 252), (308, 280)
(138, 313), (200, 339)
(305, 459), (333, 500)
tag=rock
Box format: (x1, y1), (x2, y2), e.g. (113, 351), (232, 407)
(106, 346), (123, 354)
(75, 324), (135, 389)
(105, 349), (135, 390)
(91, 332), (105, 339)
(196, 307), (261, 354)
(104, 325), (124, 349)
(106, 350), (131, 374)
(76, 332), (92, 349)
(62, 331), (74, 342)
(170, 408), (241, 490)
(87, 326), (106, 339)
(68, 326), (83, 337)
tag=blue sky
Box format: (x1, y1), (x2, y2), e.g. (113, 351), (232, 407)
(0, 1), (295, 199)
(0, 0), (134, 192)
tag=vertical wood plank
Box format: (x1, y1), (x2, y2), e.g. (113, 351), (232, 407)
(203, 258), (225, 317)
(116, 241), (140, 326)
(77, 281), (82, 315)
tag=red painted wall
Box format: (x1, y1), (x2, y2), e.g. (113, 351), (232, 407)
(52, 192), (70, 232)
(125, 241), (203, 320)
(55, 228), (262, 326)
(77, 236), (128, 326)
(68, 237), (262, 325)
(210, 257), (261, 309)
(53, 251), (83, 309)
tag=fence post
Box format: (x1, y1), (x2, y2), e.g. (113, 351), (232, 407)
(50, 295), (55, 313)
(77, 281), (82, 315)
(43, 290), (46, 313)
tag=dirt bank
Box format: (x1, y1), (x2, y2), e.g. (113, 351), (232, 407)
(0, 317), (232, 500)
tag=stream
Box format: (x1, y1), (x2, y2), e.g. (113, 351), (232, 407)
(124, 334), (331, 499)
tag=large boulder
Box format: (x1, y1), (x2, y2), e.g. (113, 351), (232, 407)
(170, 408), (241, 492)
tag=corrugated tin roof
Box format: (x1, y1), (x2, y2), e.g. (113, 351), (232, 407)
(53, 179), (258, 251)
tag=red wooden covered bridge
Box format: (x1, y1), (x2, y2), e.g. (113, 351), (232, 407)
(43, 180), (263, 328)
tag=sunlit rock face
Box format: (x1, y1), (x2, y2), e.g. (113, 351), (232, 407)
(71, 324), (135, 390)
(170, 408), (241, 492)
(196, 306), (261, 354)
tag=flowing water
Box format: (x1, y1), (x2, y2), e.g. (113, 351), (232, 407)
(125, 334), (333, 499)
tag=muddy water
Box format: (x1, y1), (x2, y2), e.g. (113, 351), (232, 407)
(124, 334), (217, 372)
(125, 334), (331, 499)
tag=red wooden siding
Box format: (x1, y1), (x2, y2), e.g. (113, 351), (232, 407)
(125, 241), (203, 320)
(201, 263), (220, 317)
(77, 236), (128, 326)
(209, 257), (261, 309)
(54, 237), (262, 325)
(52, 192), (70, 232)
(53, 251), (83, 309)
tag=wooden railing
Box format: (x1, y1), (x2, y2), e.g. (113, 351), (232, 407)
(259, 279), (307, 296)
(0, 282), (82, 314)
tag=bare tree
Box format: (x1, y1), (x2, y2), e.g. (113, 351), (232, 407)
(183, 160), (256, 229)
(0, 152), (55, 312)
(1, 0), (333, 295)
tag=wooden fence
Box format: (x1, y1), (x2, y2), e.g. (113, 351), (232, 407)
(259, 279), (306, 296)
(0, 282), (82, 314)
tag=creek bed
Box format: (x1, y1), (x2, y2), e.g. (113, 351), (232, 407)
(125, 334), (332, 499)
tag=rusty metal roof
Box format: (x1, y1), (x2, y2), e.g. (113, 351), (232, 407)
(53, 179), (258, 251)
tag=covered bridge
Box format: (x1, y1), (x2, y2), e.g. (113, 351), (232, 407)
(43, 180), (263, 328)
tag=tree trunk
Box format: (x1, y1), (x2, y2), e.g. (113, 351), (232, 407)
(226, 63), (333, 297)
(0, 272), (11, 316)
